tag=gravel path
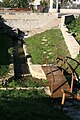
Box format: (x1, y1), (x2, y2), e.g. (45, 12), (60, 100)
(63, 99), (80, 120)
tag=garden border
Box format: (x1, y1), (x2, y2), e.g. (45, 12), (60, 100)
(61, 14), (80, 58)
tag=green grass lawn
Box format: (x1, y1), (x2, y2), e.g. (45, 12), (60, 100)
(25, 28), (80, 76)
(25, 28), (70, 64)
(0, 76), (48, 88)
(0, 89), (73, 120)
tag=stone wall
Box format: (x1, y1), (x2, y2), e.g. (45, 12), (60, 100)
(0, 12), (57, 31)
(60, 9), (80, 14)
(49, 9), (80, 14)
(61, 15), (80, 58)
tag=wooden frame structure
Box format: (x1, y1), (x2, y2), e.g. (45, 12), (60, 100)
(42, 55), (80, 110)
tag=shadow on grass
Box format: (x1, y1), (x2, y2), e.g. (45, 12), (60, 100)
(0, 15), (30, 77)
(0, 90), (72, 120)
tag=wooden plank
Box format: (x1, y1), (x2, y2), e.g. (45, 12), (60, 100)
(42, 65), (70, 98)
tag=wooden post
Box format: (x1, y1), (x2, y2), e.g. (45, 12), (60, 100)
(61, 90), (66, 110)
(47, 61), (55, 94)
(61, 90), (66, 105)
(62, 58), (64, 75)
(46, 59), (48, 73)
(70, 74), (74, 93)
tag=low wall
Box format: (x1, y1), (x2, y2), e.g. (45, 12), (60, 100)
(0, 12), (58, 31)
(49, 8), (80, 14)
(60, 9), (80, 14)
(61, 15), (80, 58)
(23, 44), (46, 80)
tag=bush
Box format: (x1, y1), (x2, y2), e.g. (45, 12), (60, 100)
(67, 15), (80, 44)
